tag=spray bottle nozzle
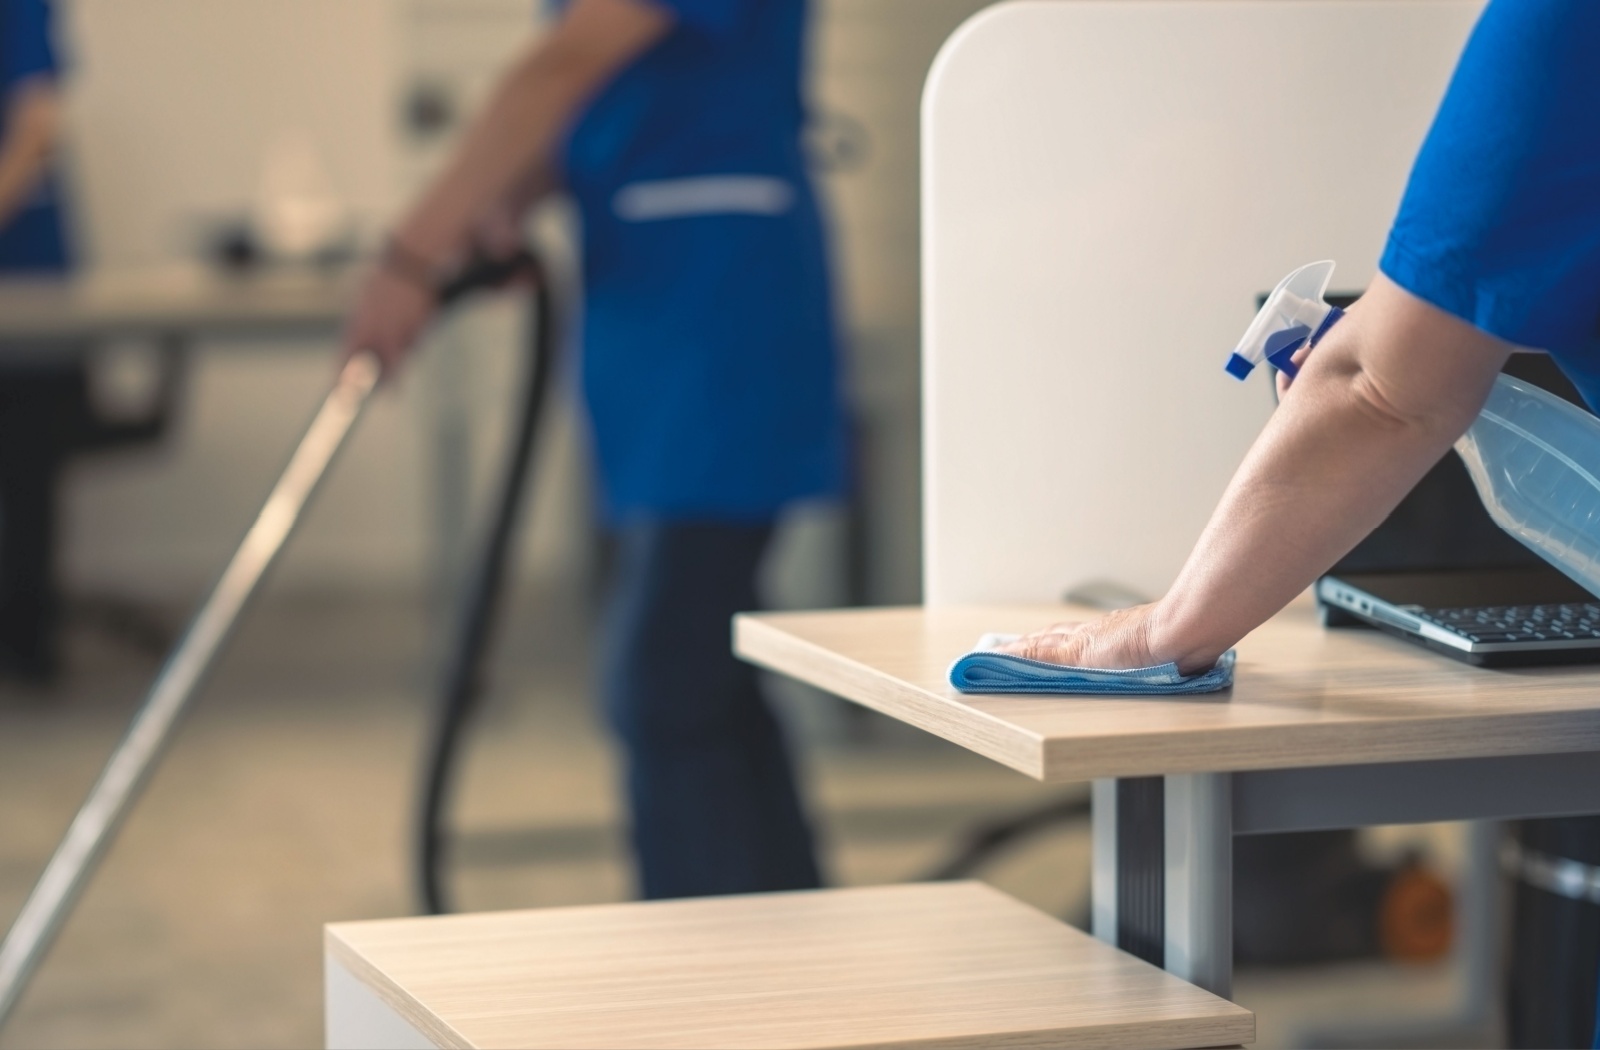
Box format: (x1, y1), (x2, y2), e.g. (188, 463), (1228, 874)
(1226, 260), (1343, 381)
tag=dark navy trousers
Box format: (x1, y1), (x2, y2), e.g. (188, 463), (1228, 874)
(601, 520), (822, 899)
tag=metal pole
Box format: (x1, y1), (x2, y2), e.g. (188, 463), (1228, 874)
(0, 354), (381, 1028)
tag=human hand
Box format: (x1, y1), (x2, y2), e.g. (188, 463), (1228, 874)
(998, 603), (1221, 676)
(340, 259), (439, 378)
(998, 604), (1159, 669)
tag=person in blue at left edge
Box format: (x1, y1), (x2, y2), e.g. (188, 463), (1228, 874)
(0, 0), (75, 682)
(343, 0), (844, 898)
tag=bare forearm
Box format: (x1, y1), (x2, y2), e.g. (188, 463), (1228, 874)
(396, 56), (578, 261)
(0, 82), (61, 228)
(1151, 275), (1513, 669)
(394, 0), (669, 267)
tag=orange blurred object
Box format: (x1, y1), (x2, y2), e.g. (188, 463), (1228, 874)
(1379, 865), (1455, 962)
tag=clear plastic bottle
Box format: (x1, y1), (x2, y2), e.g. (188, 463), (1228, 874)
(1231, 262), (1600, 597)
(1455, 375), (1600, 596)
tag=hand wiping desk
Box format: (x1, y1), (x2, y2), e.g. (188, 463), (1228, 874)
(949, 633), (1235, 695)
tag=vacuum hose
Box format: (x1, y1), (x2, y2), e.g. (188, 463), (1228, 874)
(417, 246), (555, 915)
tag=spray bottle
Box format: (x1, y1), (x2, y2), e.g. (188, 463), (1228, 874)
(1228, 260), (1600, 598)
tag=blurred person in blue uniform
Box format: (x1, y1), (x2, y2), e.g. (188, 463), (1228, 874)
(344, 0), (844, 898)
(0, 0), (74, 682)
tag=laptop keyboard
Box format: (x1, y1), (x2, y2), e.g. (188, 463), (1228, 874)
(1420, 603), (1600, 643)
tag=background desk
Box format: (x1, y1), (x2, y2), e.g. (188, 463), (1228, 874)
(0, 266), (518, 608)
(736, 603), (1600, 997)
(0, 266), (353, 346)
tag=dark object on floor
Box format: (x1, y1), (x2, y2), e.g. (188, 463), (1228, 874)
(0, 351), (183, 684)
(1506, 816), (1600, 1050)
(1234, 830), (1452, 967)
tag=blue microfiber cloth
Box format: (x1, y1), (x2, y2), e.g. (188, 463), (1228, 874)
(948, 633), (1236, 695)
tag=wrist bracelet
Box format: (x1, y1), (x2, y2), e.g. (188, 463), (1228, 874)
(381, 236), (448, 294)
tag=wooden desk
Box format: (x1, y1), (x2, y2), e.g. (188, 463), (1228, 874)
(735, 602), (1600, 783)
(736, 603), (1600, 999)
(325, 882), (1254, 1050)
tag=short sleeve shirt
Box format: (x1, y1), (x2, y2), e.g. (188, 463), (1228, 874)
(1380, 0), (1600, 407)
(555, 0), (846, 522)
(0, 0), (68, 272)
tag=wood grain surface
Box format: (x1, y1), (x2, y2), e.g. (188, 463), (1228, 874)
(325, 882), (1252, 1050)
(734, 603), (1600, 782)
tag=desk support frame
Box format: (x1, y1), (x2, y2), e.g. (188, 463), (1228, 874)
(1165, 774), (1232, 999)
(1095, 751), (1599, 1011)
(1233, 751), (1600, 834)
(1092, 775), (1233, 999)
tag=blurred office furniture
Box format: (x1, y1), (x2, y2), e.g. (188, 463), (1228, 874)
(0, 267), (351, 678)
(737, 2), (1594, 1047)
(325, 882), (1253, 1049)
(1505, 817), (1600, 1048)
(0, 267), (542, 658)
(0, 267), (352, 344)
(0, 347), (179, 679)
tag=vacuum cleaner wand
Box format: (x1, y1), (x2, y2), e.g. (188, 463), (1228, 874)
(0, 353), (381, 1027)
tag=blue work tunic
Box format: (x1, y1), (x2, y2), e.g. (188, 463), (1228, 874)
(557, 0), (847, 522)
(1380, 0), (1600, 407)
(0, 0), (68, 273)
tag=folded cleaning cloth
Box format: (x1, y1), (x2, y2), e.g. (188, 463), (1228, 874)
(948, 633), (1236, 695)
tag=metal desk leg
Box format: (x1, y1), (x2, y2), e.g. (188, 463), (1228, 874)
(1092, 774), (1233, 998)
(1091, 778), (1119, 945)
(1092, 777), (1167, 964)
(1457, 821), (1503, 1033)
(1165, 773), (1232, 998)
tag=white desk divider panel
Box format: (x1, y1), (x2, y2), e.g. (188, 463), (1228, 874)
(921, 0), (1484, 607)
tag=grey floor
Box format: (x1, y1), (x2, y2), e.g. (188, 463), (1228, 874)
(0, 585), (1488, 1049)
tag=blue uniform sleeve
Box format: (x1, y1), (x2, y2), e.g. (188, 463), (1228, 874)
(1, 0), (60, 91)
(1380, 0), (1600, 355)
(641, 0), (741, 36)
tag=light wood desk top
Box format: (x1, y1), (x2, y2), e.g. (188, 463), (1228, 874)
(735, 603), (1600, 782)
(326, 882), (1252, 1050)
(0, 265), (354, 342)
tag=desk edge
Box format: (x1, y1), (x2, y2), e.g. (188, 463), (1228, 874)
(735, 613), (1047, 779)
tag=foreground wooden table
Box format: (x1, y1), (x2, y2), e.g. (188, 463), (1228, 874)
(325, 882), (1253, 1049)
(736, 603), (1600, 999)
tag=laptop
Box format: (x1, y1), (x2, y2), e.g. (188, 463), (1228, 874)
(1316, 350), (1600, 667)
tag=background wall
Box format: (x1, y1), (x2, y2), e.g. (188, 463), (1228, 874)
(53, 0), (992, 606)
(58, 0), (549, 599)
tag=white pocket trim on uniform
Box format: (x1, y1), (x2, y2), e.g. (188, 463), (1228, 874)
(612, 175), (796, 222)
